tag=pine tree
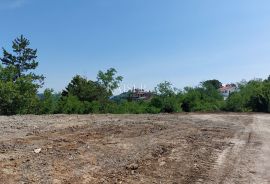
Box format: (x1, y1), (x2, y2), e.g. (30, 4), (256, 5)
(0, 35), (44, 85)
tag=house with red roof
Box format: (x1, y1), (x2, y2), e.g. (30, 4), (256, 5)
(219, 84), (237, 100)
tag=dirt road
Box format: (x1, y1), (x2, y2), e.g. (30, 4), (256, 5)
(0, 113), (269, 183)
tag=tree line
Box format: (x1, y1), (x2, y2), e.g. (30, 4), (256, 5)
(0, 36), (269, 115)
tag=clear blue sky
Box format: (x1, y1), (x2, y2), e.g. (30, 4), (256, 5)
(1, 0), (270, 94)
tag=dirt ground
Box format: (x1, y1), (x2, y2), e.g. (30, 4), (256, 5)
(0, 113), (269, 184)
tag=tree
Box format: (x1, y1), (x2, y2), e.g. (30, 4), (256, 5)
(154, 81), (176, 97)
(0, 35), (44, 86)
(62, 75), (109, 102)
(225, 79), (268, 112)
(151, 81), (181, 113)
(181, 84), (224, 112)
(38, 89), (58, 114)
(97, 68), (123, 95)
(0, 80), (19, 115)
(0, 65), (18, 82)
(266, 75), (270, 82)
(247, 80), (270, 112)
(201, 79), (222, 89)
(56, 95), (85, 114)
(0, 36), (43, 115)
(0, 76), (40, 115)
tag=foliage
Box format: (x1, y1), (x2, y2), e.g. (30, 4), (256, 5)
(62, 75), (109, 102)
(0, 35), (44, 86)
(226, 79), (270, 112)
(0, 36), (42, 115)
(104, 101), (148, 114)
(0, 76), (40, 115)
(56, 95), (85, 114)
(150, 82), (182, 113)
(145, 105), (161, 114)
(248, 81), (270, 112)
(267, 75), (270, 82)
(110, 91), (132, 103)
(181, 85), (224, 112)
(201, 79), (222, 89)
(97, 68), (123, 95)
(1, 36), (270, 115)
(0, 80), (19, 115)
(154, 81), (176, 97)
(85, 101), (102, 113)
(38, 89), (59, 114)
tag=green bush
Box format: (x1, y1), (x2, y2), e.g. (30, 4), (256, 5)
(145, 106), (161, 114)
(0, 77), (40, 115)
(162, 97), (181, 113)
(181, 85), (224, 112)
(226, 80), (270, 112)
(38, 89), (58, 114)
(56, 95), (85, 114)
(86, 101), (102, 113)
(226, 80), (254, 112)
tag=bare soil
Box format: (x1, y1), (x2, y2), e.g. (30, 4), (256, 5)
(0, 113), (269, 184)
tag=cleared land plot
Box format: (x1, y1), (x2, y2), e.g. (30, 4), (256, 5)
(0, 113), (269, 184)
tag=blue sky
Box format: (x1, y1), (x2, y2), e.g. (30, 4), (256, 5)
(1, 0), (270, 93)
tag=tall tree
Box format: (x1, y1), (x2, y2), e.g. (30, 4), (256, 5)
(0, 36), (43, 115)
(97, 68), (123, 95)
(0, 35), (44, 86)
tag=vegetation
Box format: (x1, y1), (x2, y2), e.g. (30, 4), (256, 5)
(0, 35), (43, 115)
(0, 36), (269, 115)
(97, 68), (123, 96)
(226, 79), (270, 112)
(201, 79), (222, 90)
(150, 81), (181, 113)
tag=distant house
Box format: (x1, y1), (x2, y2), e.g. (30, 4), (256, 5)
(219, 84), (237, 100)
(130, 88), (152, 101)
(110, 88), (153, 102)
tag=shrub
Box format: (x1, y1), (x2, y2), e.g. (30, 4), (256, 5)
(56, 95), (85, 114)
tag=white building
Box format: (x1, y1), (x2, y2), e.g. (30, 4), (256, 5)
(219, 84), (237, 100)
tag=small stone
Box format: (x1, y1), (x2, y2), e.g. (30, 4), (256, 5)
(34, 148), (42, 154)
(126, 163), (139, 170)
(159, 161), (166, 166)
